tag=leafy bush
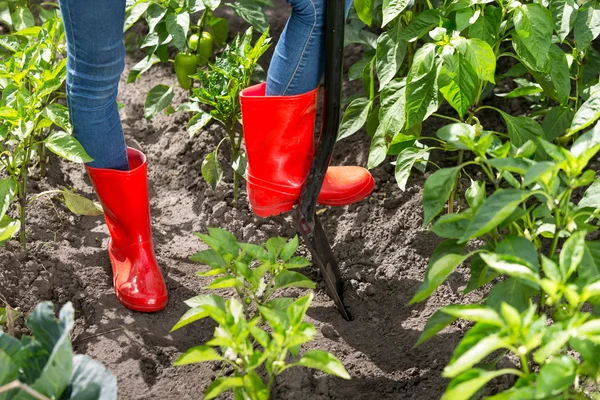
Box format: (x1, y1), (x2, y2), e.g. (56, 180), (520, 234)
(338, 0), (600, 396)
(0, 3), (104, 248)
(0, 301), (117, 400)
(172, 228), (350, 399)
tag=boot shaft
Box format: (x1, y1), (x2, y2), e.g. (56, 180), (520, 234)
(240, 83), (318, 191)
(86, 148), (152, 248)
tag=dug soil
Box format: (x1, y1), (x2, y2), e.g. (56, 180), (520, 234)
(0, 3), (511, 399)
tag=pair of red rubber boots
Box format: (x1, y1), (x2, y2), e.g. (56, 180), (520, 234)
(89, 84), (373, 312)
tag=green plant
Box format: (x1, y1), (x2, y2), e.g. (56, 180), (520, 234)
(181, 28), (270, 205)
(0, 4), (104, 248)
(0, 301), (117, 400)
(171, 228), (350, 399)
(334, 0), (600, 396)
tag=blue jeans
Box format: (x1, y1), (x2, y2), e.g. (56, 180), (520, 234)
(58, 0), (129, 171)
(266, 0), (352, 96)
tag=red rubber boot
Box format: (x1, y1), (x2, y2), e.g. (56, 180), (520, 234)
(240, 83), (375, 217)
(86, 148), (168, 312)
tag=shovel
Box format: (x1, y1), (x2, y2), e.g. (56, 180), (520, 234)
(294, 0), (352, 321)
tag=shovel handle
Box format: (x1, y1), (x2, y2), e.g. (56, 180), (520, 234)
(298, 0), (346, 220)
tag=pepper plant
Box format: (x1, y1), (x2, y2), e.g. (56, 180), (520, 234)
(337, 0), (600, 396)
(172, 228), (350, 399)
(186, 28), (270, 205)
(0, 4), (103, 248)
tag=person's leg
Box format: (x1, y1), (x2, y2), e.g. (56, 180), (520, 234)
(266, 0), (352, 96)
(58, 0), (129, 170)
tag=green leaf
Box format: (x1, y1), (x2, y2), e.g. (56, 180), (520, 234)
(295, 350), (351, 379)
(496, 85), (543, 99)
(536, 356), (577, 398)
(486, 278), (537, 312)
(205, 377), (244, 400)
(368, 80), (407, 169)
(376, 25), (407, 89)
(202, 151), (223, 190)
(125, 2), (150, 31)
(0, 178), (16, 222)
(127, 53), (160, 83)
(574, 1), (600, 51)
(542, 106), (574, 141)
(568, 84), (600, 136)
(498, 110), (544, 153)
(479, 253), (540, 286)
(512, 4), (553, 72)
(45, 131), (93, 163)
(486, 157), (532, 175)
(42, 103), (71, 132)
(382, 0), (410, 27)
(453, 37), (496, 84)
(174, 345), (224, 365)
(62, 190), (103, 216)
(280, 235), (299, 262)
(338, 97), (372, 141)
(437, 47), (479, 118)
(465, 180), (485, 211)
(355, 0), (374, 25)
(497, 236), (538, 270)
(273, 270), (315, 290)
(580, 179), (600, 209)
(442, 369), (520, 400)
(187, 110), (212, 137)
(416, 309), (458, 346)
(394, 147), (428, 191)
(523, 161), (557, 187)
(266, 236), (287, 257)
(443, 333), (507, 378)
(439, 304), (503, 327)
(230, 0), (268, 32)
(551, 0), (577, 42)
(437, 123), (476, 151)
(165, 11), (190, 51)
(68, 354), (117, 400)
(559, 230), (586, 279)
(548, 44), (570, 106)
(239, 243), (269, 261)
(144, 84), (174, 119)
(12, 7), (34, 31)
(571, 122), (600, 168)
(422, 166), (461, 226)
(431, 211), (472, 239)
(26, 302), (75, 399)
(469, 5), (501, 46)
(405, 44), (439, 128)
(410, 252), (468, 303)
(0, 216), (19, 243)
(460, 190), (530, 242)
(581, 240), (600, 283)
(400, 10), (441, 42)
(205, 276), (239, 289)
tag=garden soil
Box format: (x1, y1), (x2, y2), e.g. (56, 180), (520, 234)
(0, 3), (515, 399)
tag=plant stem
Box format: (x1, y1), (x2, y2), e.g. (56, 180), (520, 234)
(550, 206), (561, 258)
(19, 140), (33, 249)
(0, 381), (52, 400)
(447, 150), (464, 214)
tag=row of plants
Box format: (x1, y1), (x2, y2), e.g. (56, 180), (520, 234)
(337, 0), (600, 396)
(0, 1), (106, 249)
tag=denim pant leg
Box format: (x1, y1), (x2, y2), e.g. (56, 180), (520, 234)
(58, 0), (129, 171)
(266, 0), (352, 96)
